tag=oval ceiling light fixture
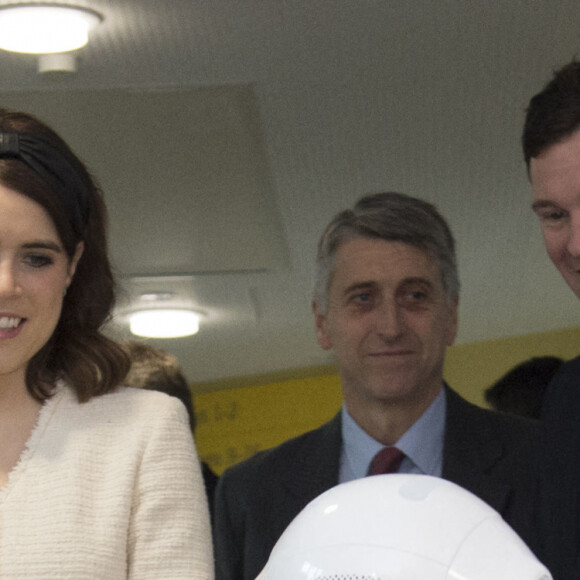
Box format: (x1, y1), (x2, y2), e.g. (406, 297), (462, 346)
(0, 3), (103, 54)
(129, 309), (201, 339)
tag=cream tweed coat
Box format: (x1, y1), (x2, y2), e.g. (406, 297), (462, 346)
(0, 384), (213, 579)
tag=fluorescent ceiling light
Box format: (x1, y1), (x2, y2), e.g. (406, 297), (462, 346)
(129, 309), (201, 339)
(0, 4), (102, 54)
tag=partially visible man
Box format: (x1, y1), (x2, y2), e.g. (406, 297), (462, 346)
(213, 192), (539, 580)
(523, 60), (580, 579)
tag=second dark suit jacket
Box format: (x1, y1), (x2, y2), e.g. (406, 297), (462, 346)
(535, 355), (580, 580)
(213, 386), (540, 580)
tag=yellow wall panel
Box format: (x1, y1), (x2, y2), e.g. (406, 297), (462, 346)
(195, 374), (342, 473)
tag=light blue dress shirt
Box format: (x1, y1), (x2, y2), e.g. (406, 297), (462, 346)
(338, 387), (446, 483)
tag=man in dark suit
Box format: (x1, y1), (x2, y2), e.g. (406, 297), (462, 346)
(522, 60), (580, 580)
(213, 192), (539, 580)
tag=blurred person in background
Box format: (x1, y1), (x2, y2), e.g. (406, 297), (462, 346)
(123, 340), (219, 511)
(484, 356), (563, 419)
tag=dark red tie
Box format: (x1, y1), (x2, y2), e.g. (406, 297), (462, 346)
(367, 446), (405, 475)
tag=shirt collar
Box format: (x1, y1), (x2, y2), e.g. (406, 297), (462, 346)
(340, 387), (446, 481)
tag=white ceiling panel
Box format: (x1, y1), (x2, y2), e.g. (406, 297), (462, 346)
(0, 87), (287, 274)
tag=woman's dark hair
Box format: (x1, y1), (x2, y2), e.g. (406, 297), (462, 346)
(0, 107), (129, 402)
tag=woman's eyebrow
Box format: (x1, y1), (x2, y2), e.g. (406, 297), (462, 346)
(22, 240), (63, 253)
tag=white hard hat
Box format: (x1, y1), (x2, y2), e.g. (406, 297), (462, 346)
(256, 474), (551, 580)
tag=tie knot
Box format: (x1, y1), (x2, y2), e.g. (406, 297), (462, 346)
(368, 446), (405, 475)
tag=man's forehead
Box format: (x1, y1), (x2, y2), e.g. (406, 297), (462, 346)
(530, 130), (580, 195)
(330, 238), (439, 285)
(335, 236), (429, 259)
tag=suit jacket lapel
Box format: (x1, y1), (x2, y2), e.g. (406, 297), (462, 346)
(442, 386), (511, 512)
(281, 413), (342, 503)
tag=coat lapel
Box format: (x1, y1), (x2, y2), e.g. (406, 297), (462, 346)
(442, 387), (512, 512)
(280, 412), (342, 503)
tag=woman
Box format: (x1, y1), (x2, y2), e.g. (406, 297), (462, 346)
(0, 109), (213, 579)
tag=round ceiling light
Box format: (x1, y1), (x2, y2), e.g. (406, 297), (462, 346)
(0, 4), (103, 54)
(129, 309), (201, 339)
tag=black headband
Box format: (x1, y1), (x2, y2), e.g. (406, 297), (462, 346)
(0, 132), (90, 233)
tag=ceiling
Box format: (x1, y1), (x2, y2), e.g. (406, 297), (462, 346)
(0, 0), (579, 391)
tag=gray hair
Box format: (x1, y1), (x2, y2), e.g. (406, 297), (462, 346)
(314, 192), (459, 313)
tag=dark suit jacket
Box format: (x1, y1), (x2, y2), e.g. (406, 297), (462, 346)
(536, 355), (580, 580)
(213, 386), (540, 580)
(201, 461), (219, 525)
